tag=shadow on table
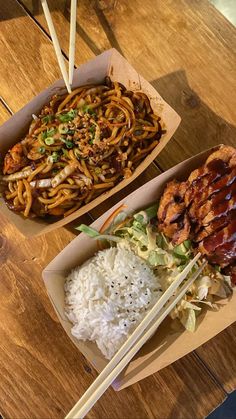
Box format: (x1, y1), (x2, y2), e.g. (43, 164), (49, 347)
(150, 69), (236, 170)
(3, 0), (124, 56)
(63, 0), (124, 56)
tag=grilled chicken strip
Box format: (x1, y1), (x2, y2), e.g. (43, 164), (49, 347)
(199, 219), (236, 256)
(195, 209), (236, 243)
(158, 180), (189, 244)
(196, 181), (236, 221)
(189, 168), (236, 220)
(157, 145), (236, 280)
(208, 240), (236, 267)
(201, 191), (236, 226)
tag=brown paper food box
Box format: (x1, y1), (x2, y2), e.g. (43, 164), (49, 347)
(0, 48), (180, 237)
(43, 145), (235, 391)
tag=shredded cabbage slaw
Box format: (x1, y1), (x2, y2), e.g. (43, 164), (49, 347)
(77, 204), (232, 332)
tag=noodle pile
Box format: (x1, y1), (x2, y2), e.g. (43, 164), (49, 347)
(1, 78), (164, 218)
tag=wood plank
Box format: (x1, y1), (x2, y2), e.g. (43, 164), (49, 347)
(133, 354), (226, 419)
(20, 0), (110, 57)
(196, 323), (236, 393)
(0, 0), (62, 110)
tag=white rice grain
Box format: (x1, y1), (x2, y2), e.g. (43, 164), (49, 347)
(65, 244), (162, 359)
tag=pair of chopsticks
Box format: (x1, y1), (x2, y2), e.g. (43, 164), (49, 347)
(41, 0), (77, 93)
(66, 252), (206, 419)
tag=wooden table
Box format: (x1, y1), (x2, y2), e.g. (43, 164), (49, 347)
(0, 1), (236, 418)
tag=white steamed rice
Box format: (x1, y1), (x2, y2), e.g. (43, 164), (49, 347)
(65, 244), (162, 359)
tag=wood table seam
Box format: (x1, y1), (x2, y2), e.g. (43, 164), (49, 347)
(193, 352), (228, 395)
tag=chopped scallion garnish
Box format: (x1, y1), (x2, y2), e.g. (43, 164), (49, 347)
(51, 152), (59, 162)
(61, 138), (74, 148)
(57, 109), (77, 122)
(45, 137), (55, 145)
(42, 115), (53, 124)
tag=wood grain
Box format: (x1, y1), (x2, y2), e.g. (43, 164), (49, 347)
(0, 101), (11, 124)
(0, 0), (63, 110)
(196, 323), (236, 394)
(0, 0), (235, 418)
(20, 0), (110, 56)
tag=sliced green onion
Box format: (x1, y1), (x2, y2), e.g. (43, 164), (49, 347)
(61, 138), (74, 148)
(47, 128), (57, 136)
(45, 137), (55, 145)
(42, 128), (56, 140)
(62, 148), (68, 157)
(76, 224), (100, 237)
(41, 131), (48, 140)
(59, 124), (68, 134)
(38, 146), (46, 154)
(42, 115), (53, 124)
(82, 105), (96, 116)
(51, 152), (59, 162)
(58, 109), (76, 122)
(89, 125), (96, 134)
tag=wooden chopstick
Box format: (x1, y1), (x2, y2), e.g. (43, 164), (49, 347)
(41, 0), (71, 93)
(65, 253), (204, 419)
(69, 0), (77, 86)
